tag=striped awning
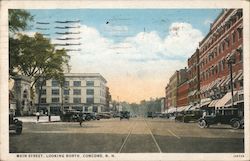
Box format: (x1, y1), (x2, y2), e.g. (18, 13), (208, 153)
(215, 91), (238, 108)
(233, 70), (243, 82)
(208, 100), (219, 107)
(200, 98), (212, 107)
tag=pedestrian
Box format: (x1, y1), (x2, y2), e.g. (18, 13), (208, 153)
(79, 114), (84, 127)
(36, 111), (40, 123)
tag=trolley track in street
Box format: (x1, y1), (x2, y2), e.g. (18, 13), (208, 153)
(118, 118), (162, 153)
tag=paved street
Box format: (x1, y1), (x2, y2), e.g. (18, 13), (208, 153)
(9, 118), (244, 153)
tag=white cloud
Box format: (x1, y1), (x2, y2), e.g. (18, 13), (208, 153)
(53, 22), (203, 102)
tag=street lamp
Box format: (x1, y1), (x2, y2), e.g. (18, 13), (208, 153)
(227, 54), (236, 110)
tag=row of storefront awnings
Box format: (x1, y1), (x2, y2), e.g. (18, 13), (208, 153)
(165, 89), (244, 113)
(200, 70), (243, 94)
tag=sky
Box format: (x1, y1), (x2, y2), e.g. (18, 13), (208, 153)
(24, 9), (222, 103)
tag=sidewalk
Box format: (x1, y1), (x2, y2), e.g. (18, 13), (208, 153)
(16, 116), (61, 123)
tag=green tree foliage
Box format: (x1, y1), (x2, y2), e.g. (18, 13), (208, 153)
(10, 33), (70, 89)
(9, 9), (33, 33)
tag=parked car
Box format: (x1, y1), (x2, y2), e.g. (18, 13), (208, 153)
(60, 110), (85, 122)
(9, 114), (23, 135)
(183, 110), (203, 123)
(198, 113), (243, 129)
(120, 111), (130, 120)
(96, 112), (111, 119)
(147, 112), (155, 118)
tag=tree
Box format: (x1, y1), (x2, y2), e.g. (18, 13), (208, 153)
(10, 33), (70, 113)
(9, 9), (33, 33)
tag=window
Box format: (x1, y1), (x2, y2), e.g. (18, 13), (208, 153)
(86, 89), (94, 95)
(238, 28), (243, 39)
(52, 97), (60, 103)
(64, 96), (69, 103)
(232, 32), (236, 43)
(86, 97), (94, 104)
(73, 81), (81, 87)
(64, 81), (69, 87)
(52, 89), (60, 95)
(73, 98), (81, 103)
(23, 90), (27, 98)
(52, 80), (59, 87)
(86, 81), (94, 86)
(41, 89), (46, 95)
(239, 80), (243, 88)
(64, 89), (69, 95)
(41, 98), (46, 103)
(73, 89), (81, 95)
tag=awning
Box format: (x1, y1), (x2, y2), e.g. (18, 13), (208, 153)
(176, 105), (192, 112)
(215, 91), (238, 108)
(217, 76), (226, 87)
(220, 75), (230, 87)
(200, 98), (212, 107)
(208, 99), (219, 107)
(188, 90), (197, 97)
(224, 73), (236, 86)
(233, 70), (243, 82)
(167, 107), (177, 113)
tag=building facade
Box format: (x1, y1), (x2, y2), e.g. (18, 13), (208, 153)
(165, 68), (188, 109)
(35, 73), (108, 114)
(177, 81), (189, 107)
(187, 49), (200, 105)
(198, 9), (243, 112)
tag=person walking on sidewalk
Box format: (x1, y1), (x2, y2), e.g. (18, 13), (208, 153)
(36, 112), (40, 123)
(79, 113), (84, 127)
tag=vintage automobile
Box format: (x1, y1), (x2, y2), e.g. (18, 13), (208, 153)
(147, 112), (155, 118)
(9, 114), (23, 135)
(198, 113), (243, 129)
(120, 111), (130, 120)
(183, 110), (203, 123)
(60, 110), (86, 122)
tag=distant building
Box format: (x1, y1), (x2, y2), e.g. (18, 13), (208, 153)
(165, 68), (188, 109)
(35, 73), (108, 114)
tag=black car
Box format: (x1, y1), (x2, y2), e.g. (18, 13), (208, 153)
(147, 112), (155, 118)
(120, 111), (130, 120)
(198, 113), (243, 129)
(9, 114), (23, 135)
(60, 110), (85, 122)
(183, 110), (203, 123)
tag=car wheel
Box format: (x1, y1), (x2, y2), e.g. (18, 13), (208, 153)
(198, 120), (207, 128)
(231, 120), (241, 129)
(16, 128), (22, 135)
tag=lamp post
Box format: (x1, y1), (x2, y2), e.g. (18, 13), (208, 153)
(227, 55), (236, 110)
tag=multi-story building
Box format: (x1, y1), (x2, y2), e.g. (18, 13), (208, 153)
(165, 68), (188, 109)
(187, 49), (200, 105)
(177, 80), (189, 107)
(198, 9), (243, 113)
(165, 84), (171, 110)
(35, 73), (108, 114)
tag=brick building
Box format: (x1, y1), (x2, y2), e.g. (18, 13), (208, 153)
(198, 9), (243, 113)
(187, 49), (200, 105)
(177, 81), (189, 107)
(165, 68), (188, 110)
